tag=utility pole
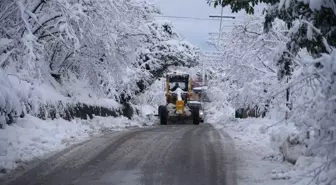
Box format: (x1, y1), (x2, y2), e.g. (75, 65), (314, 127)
(206, 9), (235, 86)
(218, 7), (224, 46)
(202, 52), (205, 86)
(209, 8), (235, 46)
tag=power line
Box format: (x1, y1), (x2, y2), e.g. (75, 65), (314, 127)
(154, 15), (238, 21)
(209, 15), (235, 19)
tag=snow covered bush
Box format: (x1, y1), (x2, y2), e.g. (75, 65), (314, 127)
(0, 71), (23, 127)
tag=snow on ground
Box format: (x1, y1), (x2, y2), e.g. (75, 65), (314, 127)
(0, 115), (148, 174)
(206, 104), (333, 185)
(133, 73), (334, 184)
(210, 117), (292, 185)
(204, 100), (330, 185)
(0, 74), (163, 176)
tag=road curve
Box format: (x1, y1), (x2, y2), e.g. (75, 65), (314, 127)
(3, 123), (237, 185)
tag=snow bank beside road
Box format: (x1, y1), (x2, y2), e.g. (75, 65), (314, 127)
(0, 115), (143, 174)
(210, 115), (333, 185)
(211, 118), (292, 185)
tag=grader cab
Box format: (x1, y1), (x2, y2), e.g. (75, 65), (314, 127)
(158, 72), (201, 125)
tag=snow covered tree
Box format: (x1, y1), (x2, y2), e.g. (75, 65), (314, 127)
(209, 0), (336, 109)
(208, 0), (336, 183)
(207, 16), (287, 115)
(137, 21), (200, 76)
(0, 0), (200, 123)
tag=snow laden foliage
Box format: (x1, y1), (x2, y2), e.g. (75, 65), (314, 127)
(0, 0), (200, 121)
(206, 1), (336, 183)
(0, 71), (23, 127)
(138, 22), (199, 76)
(207, 16), (287, 114)
(268, 2), (336, 184)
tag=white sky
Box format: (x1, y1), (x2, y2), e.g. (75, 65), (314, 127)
(153, 0), (246, 51)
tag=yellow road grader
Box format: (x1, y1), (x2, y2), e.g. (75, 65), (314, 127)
(158, 72), (203, 125)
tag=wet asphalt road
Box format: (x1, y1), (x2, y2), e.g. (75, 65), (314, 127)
(3, 123), (237, 185)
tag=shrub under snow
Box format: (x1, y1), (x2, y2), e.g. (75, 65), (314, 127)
(0, 71), (22, 127)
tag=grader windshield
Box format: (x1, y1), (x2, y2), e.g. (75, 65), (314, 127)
(168, 74), (189, 91)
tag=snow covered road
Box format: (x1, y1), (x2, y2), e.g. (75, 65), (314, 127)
(2, 123), (237, 185)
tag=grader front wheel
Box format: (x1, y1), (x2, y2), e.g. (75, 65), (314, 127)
(159, 105), (168, 125)
(192, 107), (200, 125)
